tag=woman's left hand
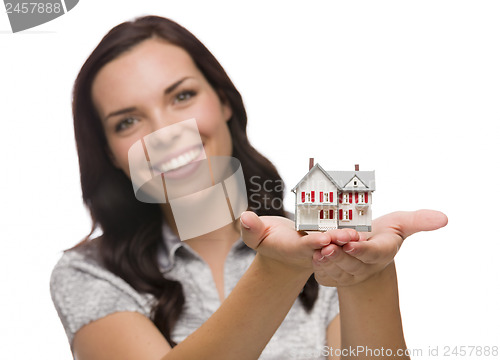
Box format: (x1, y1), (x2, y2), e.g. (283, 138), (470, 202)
(312, 209), (448, 287)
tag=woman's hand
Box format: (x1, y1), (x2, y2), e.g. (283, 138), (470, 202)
(312, 209), (448, 287)
(240, 211), (331, 272)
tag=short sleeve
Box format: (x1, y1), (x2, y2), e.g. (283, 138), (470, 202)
(50, 250), (154, 347)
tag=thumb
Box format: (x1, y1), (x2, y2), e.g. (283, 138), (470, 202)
(240, 211), (268, 250)
(395, 209), (448, 239)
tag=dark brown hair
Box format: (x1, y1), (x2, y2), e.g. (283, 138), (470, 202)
(72, 15), (318, 347)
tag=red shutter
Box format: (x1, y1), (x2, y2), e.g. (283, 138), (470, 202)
(365, 192), (368, 203)
(355, 192), (359, 203)
(319, 210), (323, 219)
(329, 210), (334, 219)
(339, 209), (343, 220)
(311, 191), (315, 202)
(339, 193), (343, 204)
(320, 192), (323, 202)
(349, 209), (353, 220)
(301, 192), (305, 203)
(330, 192), (334, 203)
(349, 193), (353, 203)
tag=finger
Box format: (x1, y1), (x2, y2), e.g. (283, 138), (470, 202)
(314, 243), (370, 276)
(312, 249), (352, 283)
(402, 209), (448, 238)
(303, 232), (332, 250)
(342, 237), (399, 265)
(358, 232), (368, 242)
(240, 211), (268, 250)
(240, 212), (329, 253)
(377, 210), (448, 240)
(324, 228), (359, 246)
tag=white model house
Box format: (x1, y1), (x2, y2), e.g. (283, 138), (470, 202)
(291, 159), (375, 232)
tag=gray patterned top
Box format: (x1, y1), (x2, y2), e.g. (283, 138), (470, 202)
(50, 224), (339, 359)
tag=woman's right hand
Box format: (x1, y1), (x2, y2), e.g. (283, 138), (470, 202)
(239, 211), (361, 273)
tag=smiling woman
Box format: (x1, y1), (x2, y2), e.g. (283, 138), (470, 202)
(49, 15), (446, 360)
(93, 39), (233, 179)
(50, 15), (325, 359)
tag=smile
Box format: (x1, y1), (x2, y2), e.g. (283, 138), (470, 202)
(153, 145), (203, 173)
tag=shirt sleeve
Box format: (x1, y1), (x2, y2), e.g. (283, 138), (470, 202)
(50, 250), (153, 347)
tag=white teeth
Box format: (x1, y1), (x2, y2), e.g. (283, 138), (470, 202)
(156, 147), (201, 173)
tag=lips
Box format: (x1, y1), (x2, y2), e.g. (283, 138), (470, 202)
(152, 144), (204, 175)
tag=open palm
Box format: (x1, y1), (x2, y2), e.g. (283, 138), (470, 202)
(312, 210), (448, 287)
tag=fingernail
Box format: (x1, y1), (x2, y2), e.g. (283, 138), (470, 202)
(344, 247), (355, 253)
(325, 249), (335, 257)
(240, 216), (251, 230)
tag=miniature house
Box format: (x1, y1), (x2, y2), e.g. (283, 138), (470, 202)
(291, 159), (375, 232)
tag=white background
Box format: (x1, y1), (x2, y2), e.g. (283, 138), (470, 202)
(1, 1), (499, 359)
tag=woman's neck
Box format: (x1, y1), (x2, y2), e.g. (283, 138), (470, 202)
(160, 203), (242, 261)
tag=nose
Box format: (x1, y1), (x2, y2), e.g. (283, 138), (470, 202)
(146, 112), (184, 149)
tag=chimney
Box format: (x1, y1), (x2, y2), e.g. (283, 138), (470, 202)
(355, 164), (359, 171)
(309, 158), (314, 170)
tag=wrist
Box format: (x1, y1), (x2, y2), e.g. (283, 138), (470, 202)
(254, 253), (313, 283)
(337, 261), (397, 296)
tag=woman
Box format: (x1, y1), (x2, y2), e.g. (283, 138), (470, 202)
(51, 16), (447, 359)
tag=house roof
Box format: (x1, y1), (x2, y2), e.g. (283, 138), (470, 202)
(327, 171), (376, 191)
(291, 163), (375, 192)
(291, 163), (338, 192)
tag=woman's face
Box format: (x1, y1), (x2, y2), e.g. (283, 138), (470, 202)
(91, 38), (233, 179)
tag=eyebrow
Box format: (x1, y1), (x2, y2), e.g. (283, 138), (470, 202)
(103, 77), (192, 122)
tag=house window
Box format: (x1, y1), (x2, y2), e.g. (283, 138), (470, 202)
(319, 210), (334, 220)
(301, 192), (318, 203)
(342, 193), (352, 204)
(354, 180), (358, 186)
(301, 192), (313, 203)
(357, 193), (369, 204)
(322, 192), (332, 203)
(339, 209), (353, 221)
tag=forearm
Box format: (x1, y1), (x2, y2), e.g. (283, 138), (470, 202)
(164, 253), (312, 360)
(337, 262), (409, 359)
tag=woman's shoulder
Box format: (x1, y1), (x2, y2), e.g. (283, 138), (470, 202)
(50, 238), (154, 345)
(50, 238), (117, 287)
(51, 238), (101, 270)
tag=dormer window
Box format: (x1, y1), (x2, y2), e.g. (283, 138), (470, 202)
(354, 180), (358, 186)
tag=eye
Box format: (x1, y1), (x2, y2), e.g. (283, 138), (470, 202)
(114, 117), (139, 133)
(174, 90), (197, 104)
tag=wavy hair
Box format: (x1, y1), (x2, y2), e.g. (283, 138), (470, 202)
(72, 15), (318, 347)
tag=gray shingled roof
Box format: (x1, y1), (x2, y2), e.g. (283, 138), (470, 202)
(327, 171), (376, 191)
(291, 163), (375, 192)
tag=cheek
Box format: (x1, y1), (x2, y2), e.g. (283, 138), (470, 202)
(192, 95), (230, 138)
(107, 138), (137, 175)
